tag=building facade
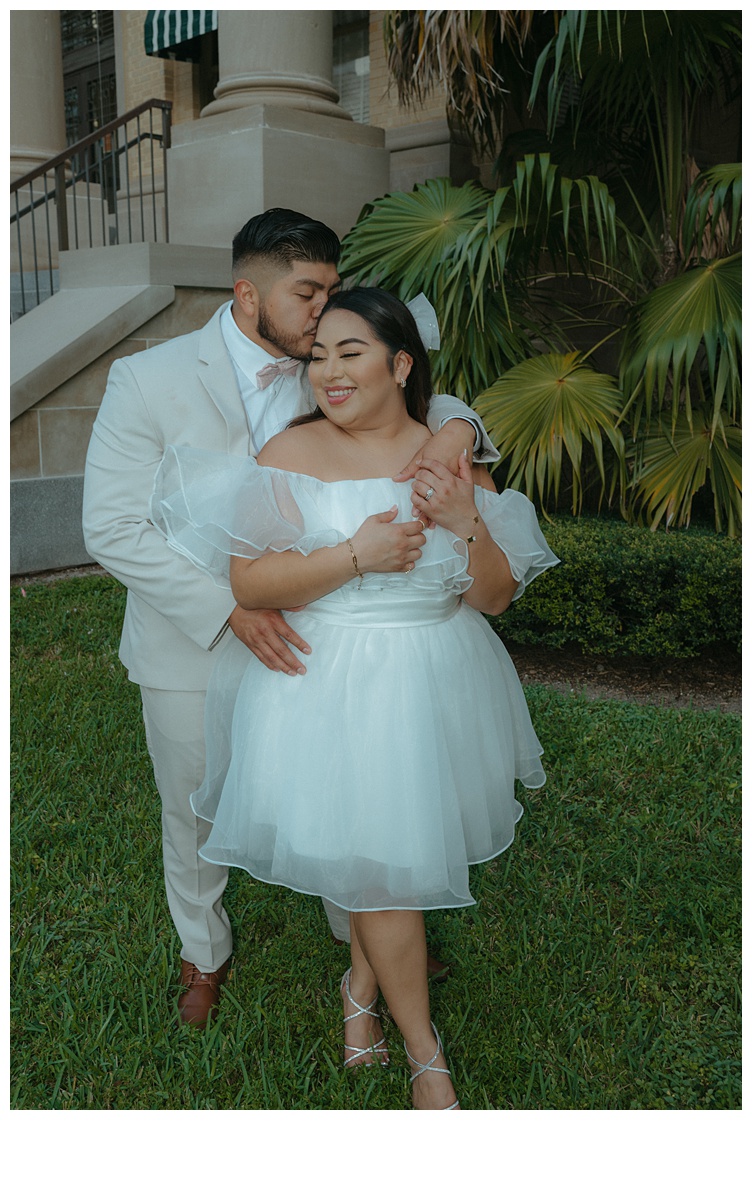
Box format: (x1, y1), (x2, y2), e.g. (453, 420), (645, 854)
(10, 9), (476, 574)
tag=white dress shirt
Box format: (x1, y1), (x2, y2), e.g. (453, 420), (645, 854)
(220, 303), (309, 454)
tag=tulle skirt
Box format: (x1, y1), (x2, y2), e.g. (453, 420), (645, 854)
(193, 592), (545, 911)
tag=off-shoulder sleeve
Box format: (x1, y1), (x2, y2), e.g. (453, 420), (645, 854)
(473, 488), (559, 600)
(150, 446), (343, 589)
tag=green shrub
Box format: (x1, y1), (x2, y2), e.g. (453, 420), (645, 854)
(490, 516), (741, 657)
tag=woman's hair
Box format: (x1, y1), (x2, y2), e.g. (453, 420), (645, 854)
(292, 287), (433, 428)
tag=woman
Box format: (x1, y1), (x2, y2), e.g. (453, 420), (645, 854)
(153, 288), (558, 1109)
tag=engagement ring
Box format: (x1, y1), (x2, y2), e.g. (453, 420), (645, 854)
(425, 487), (435, 500)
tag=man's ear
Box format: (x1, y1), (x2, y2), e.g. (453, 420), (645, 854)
(233, 277), (260, 327)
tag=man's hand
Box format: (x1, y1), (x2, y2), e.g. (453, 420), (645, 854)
(227, 606), (311, 675)
(393, 418), (475, 482)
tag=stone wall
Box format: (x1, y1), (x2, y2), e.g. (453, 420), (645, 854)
(10, 284), (228, 575)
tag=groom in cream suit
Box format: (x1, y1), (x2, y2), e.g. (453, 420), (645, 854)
(83, 209), (498, 1027)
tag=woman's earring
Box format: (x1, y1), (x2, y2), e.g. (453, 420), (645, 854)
(398, 377), (407, 389)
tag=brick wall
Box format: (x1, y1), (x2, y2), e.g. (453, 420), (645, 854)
(121, 10), (200, 123)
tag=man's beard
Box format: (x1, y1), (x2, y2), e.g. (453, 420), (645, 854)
(257, 303), (313, 360)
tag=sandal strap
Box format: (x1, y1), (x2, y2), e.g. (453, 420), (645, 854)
(405, 1022), (452, 1085)
(341, 969), (390, 1067)
(341, 969), (380, 1023)
(343, 1036), (389, 1066)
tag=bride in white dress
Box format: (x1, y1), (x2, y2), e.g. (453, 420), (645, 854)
(152, 287), (557, 1109)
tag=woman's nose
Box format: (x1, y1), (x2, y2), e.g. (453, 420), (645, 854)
(323, 355), (341, 379)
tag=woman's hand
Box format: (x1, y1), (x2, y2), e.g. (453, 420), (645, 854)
(350, 506), (427, 574)
(411, 452), (480, 540)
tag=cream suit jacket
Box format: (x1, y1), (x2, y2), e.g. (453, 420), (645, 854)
(82, 304), (497, 692)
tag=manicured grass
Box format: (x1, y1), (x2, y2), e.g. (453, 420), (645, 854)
(10, 576), (741, 1110)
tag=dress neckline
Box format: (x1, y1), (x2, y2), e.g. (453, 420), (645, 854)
(260, 463), (405, 486)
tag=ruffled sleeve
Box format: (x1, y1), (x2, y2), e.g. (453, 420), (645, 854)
(150, 446), (343, 589)
(470, 488), (559, 601)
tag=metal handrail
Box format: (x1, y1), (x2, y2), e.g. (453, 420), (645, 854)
(11, 98), (172, 320)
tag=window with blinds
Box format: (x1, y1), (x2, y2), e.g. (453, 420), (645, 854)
(333, 12), (370, 124)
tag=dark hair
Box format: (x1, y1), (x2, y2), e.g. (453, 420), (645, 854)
(232, 208), (340, 276)
(294, 287), (433, 427)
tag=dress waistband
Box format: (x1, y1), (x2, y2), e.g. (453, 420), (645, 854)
(300, 592), (461, 629)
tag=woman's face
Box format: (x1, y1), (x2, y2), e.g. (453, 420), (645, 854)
(308, 309), (412, 429)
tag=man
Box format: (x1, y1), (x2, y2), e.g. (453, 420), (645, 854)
(83, 208), (498, 1027)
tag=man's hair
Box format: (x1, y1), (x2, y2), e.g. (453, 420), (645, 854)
(232, 208), (340, 276)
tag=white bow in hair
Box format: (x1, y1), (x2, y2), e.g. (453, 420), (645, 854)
(405, 293), (441, 351)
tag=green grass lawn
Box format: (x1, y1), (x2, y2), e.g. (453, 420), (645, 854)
(10, 575), (741, 1110)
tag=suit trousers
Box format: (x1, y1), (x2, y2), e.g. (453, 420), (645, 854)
(140, 686), (233, 972)
(140, 685), (352, 970)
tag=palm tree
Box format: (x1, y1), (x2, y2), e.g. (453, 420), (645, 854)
(525, 11), (742, 280)
(383, 10), (538, 157)
(339, 10), (741, 533)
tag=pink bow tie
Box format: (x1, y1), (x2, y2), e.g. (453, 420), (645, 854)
(255, 357), (300, 389)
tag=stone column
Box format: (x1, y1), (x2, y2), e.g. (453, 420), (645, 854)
(167, 10), (389, 244)
(202, 10), (349, 120)
(10, 10), (66, 180)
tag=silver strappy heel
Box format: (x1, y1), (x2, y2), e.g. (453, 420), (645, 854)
(340, 968), (390, 1068)
(405, 1023), (460, 1109)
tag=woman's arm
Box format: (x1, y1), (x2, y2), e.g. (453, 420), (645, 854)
(411, 454), (518, 616)
(230, 506), (427, 610)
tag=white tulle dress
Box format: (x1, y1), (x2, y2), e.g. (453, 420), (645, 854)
(151, 446), (559, 913)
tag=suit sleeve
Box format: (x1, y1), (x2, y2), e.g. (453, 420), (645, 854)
(425, 393), (499, 463)
(82, 358), (236, 650)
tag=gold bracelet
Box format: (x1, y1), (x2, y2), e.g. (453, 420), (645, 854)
(346, 538), (363, 589)
(466, 514), (480, 544)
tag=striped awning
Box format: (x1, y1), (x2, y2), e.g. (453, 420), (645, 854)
(144, 11), (217, 61)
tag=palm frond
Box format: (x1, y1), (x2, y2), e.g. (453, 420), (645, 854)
(474, 353), (626, 514)
(682, 163), (742, 262)
(383, 10), (536, 153)
(631, 414), (741, 536)
(338, 178), (492, 299)
(528, 11), (742, 252)
(620, 254), (741, 429)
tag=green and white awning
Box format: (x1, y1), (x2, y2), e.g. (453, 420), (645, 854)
(144, 11), (217, 61)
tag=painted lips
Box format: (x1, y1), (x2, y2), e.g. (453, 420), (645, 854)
(325, 388), (355, 405)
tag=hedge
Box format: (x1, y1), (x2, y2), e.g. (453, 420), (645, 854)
(489, 516), (741, 658)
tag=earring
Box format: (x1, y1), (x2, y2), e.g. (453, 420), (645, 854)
(398, 377), (407, 389)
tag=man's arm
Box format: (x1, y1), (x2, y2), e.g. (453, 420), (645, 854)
(394, 392), (499, 481)
(83, 359), (236, 648)
(83, 358), (309, 671)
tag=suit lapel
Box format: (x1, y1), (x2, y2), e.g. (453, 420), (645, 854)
(197, 306), (253, 454)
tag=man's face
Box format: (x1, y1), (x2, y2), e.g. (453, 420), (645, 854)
(253, 260), (341, 359)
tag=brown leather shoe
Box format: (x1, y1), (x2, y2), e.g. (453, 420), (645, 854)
(426, 952), (452, 983)
(177, 958), (231, 1028)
